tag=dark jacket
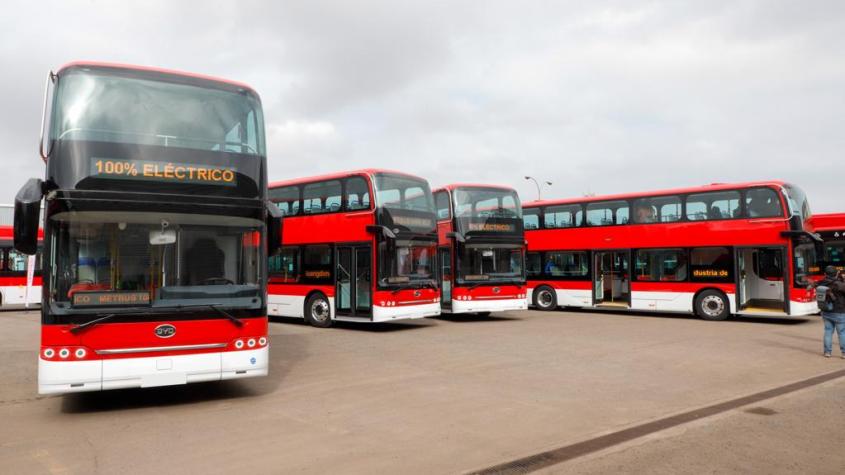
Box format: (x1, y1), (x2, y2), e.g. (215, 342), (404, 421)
(817, 277), (845, 314)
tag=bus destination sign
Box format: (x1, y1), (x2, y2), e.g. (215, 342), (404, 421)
(72, 291), (151, 307)
(91, 158), (237, 186)
(468, 223), (516, 232)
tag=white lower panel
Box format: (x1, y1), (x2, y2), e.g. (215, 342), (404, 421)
(789, 300), (818, 317)
(0, 285), (42, 306)
(38, 348), (268, 395)
(268, 293), (306, 318)
(631, 291), (695, 312)
(371, 302), (440, 322)
(554, 289), (592, 307)
(450, 298), (528, 314)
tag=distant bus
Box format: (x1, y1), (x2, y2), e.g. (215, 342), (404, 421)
(268, 169), (440, 327)
(804, 212), (845, 276)
(433, 184), (528, 315)
(0, 204), (41, 307)
(523, 181), (819, 320)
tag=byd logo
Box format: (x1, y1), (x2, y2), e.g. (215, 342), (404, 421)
(154, 324), (176, 339)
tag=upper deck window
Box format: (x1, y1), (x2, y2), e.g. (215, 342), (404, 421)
(585, 201), (628, 226)
(686, 191), (741, 221)
(346, 177), (371, 211)
(435, 191), (451, 220)
(303, 180), (342, 214)
(544, 204), (582, 228)
(632, 196), (682, 224)
(783, 184), (811, 221)
(745, 187), (784, 218)
(270, 186), (301, 216)
(49, 69), (265, 156)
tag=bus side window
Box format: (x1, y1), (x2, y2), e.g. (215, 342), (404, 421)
(345, 177), (371, 211)
(435, 191), (451, 220)
(526, 252), (542, 276)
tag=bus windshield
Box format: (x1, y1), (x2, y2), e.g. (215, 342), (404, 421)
(457, 243), (523, 284)
(50, 69), (265, 156)
(453, 188), (521, 220)
(373, 174), (435, 213)
(783, 184), (811, 221)
(378, 240), (436, 287)
(48, 211), (263, 313)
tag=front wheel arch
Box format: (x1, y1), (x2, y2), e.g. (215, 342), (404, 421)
(693, 288), (731, 321)
(533, 285), (558, 311)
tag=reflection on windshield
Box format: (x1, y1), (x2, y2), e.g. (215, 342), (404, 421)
(458, 244), (523, 283)
(374, 174), (435, 212)
(453, 188), (521, 219)
(51, 71), (265, 156)
(377, 240), (435, 287)
(49, 211), (262, 311)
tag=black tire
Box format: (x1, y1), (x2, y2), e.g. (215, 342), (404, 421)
(304, 293), (333, 328)
(476, 312), (492, 317)
(533, 286), (557, 311)
(694, 289), (730, 321)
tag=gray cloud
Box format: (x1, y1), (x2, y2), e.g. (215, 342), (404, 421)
(2, 0), (844, 211)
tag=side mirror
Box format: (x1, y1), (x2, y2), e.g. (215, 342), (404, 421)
(14, 178), (44, 255)
(266, 201), (283, 256)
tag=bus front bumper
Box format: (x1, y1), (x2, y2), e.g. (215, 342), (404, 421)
(371, 302), (440, 322)
(450, 297), (528, 314)
(37, 347), (268, 395)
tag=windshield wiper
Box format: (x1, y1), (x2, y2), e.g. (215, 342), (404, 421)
(175, 303), (244, 327)
(69, 306), (155, 334)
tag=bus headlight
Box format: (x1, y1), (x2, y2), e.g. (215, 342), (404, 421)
(43, 348), (55, 358)
(258, 337), (267, 346)
(247, 338), (256, 348)
(235, 340), (245, 349)
(59, 348), (70, 359)
(75, 348), (87, 359)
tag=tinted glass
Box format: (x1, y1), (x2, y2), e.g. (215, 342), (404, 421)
(453, 188), (522, 219)
(635, 249), (687, 281)
(374, 174), (435, 212)
(633, 196), (682, 223)
(544, 251), (589, 277)
(586, 201), (628, 226)
(686, 191), (741, 221)
(745, 188), (783, 218)
(270, 186), (300, 216)
(544, 204), (582, 228)
(346, 177), (371, 211)
(783, 184), (811, 221)
(435, 191), (451, 220)
(457, 244), (523, 283)
(302, 245), (332, 282)
(526, 252), (542, 276)
(523, 208), (540, 230)
(303, 180), (342, 214)
(269, 247), (299, 282)
(52, 70), (265, 156)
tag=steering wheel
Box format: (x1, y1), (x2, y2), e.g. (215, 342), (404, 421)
(202, 277), (235, 285)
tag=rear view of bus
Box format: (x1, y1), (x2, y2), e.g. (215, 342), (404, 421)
(434, 185), (528, 315)
(14, 62), (278, 394)
(268, 170), (440, 327)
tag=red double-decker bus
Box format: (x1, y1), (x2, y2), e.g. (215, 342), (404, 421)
(523, 181), (819, 320)
(433, 184), (528, 315)
(14, 62), (278, 394)
(268, 169), (440, 327)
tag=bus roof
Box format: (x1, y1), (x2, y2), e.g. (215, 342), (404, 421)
(433, 183), (516, 193)
(523, 180), (789, 208)
(269, 169), (427, 188)
(808, 212), (845, 232)
(56, 61), (258, 94)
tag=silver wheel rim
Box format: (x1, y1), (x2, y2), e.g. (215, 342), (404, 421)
(311, 299), (330, 322)
(538, 290), (554, 308)
(701, 295), (725, 317)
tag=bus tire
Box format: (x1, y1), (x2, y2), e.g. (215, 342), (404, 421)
(476, 312), (491, 317)
(304, 293), (332, 328)
(694, 289), (730, 321)
(533, 286), (557, 311)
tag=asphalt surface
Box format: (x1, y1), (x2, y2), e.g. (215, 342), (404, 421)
(0, 308), (843, 474)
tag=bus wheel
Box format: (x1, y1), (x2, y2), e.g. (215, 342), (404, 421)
(533, 286), (557, 311)
(476, 312), (491, 317)
(305, 293), (332, 328)
(695, 290), (730, 321)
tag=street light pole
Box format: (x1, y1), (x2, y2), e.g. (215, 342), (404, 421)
(525, 176), (552, 201)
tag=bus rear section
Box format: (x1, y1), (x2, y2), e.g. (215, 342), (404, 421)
(434, 185), (528, 315)
(524, 181), (819, 320)
(268, 170), (440, 327)
(16, 62), (274, 394)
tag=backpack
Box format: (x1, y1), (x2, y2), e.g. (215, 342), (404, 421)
(816, 285), (834, 312)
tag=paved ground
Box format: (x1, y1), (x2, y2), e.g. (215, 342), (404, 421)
(0, 308), (843, 474)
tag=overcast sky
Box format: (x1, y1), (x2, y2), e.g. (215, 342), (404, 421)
(2, 1), (844, 211)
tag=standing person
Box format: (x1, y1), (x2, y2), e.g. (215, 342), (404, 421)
(813, 266), (845, 358)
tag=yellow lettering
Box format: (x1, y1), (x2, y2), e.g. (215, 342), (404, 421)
(164, 163), (174, 179)
(222, 169), (234, 182)
(174, 167), (186, 179)
(143, 164), (154, 177)
(197, 169), (208, 181)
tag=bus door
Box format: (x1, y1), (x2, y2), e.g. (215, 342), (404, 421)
(593, 250), (631, 307)
(438, 246), (452, 309)
(735, 247), (787, 313)
(336, 244), (372, 317)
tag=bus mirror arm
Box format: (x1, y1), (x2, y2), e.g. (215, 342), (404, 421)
(266, 200), (283, 255)
(366, 225), (396, 239)
(446, 231), (465, 243)
(14, 178), (44, 255)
